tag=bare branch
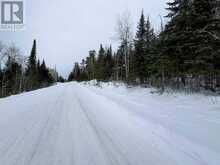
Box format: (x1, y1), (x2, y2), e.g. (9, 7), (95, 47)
(114, 11), (133, 44)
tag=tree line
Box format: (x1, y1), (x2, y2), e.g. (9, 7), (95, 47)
(68, 0), (220, 93)
(0, 40), (55, 98)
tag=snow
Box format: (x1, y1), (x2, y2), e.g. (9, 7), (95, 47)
(0, 82), (220, 165)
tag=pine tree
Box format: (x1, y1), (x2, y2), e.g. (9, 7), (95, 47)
(128, 45), (136, 83)
(144, 16), (157, 82)
(166, 0), (182, 18)
(116, 45), (126, 81)
(211, 1), (220, 86)
(75, 62), (81, 81)
(190, 0), (220, 90)
(96, 45), (106, 81)
(36, 59), (41, 86)
(58, 76), (65, 83)
(39, 60), (53, 86)
(80, 59), (88, 81)
(134, 11), (147, 83)
(4, 56), (22, 96)
(68, 63), (79, 81)
(105, 46), (114, 80)
(86, 50), (96, 80)
(68, 72), (74, 81)
(26, 40), (38, 90)
(162, 0), (192, 88)
(191, 0), (213, 72)
(28, 40), (37, 74)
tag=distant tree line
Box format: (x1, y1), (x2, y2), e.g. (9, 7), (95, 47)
(0, 40), (55, 98)
(68, 0), (220, 93)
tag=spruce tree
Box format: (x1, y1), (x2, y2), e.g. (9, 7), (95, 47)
(68, 72), (74, 81)
(58, 76), (65, 83)
(26, 40), (38, 90)
(39, 60), (53, 86)
(166, 0), (182, 18)
(96, 45), (106, 81)
(116, 45), (126, 81)
(144, 16), (156, 82)
(80, 59), (88, 81)
(190, 0), (220, 90)
(36, 59), (41, 86)
(105, 46), (114, 80)
(4, 57), (22, 96)
(86, 50), (96, 80)
(191, 0), (213, 73)
(162, 0), (192, 88)
(73, 62), (81, 81)
(134, 11), (147, 83)
(68, 62), (80, 81)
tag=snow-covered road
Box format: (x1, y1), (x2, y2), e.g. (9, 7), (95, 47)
(0, 82), (219, 165)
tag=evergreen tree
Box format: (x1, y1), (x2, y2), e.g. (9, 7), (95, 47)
(166, 0), (182, 18)
(68, 72), (74, 81)
(66, 2), (220, 93)
(115, 45), (126, 81)
(36, 59), (41, 86)
(37, 60), (40, 73)
(0, 41), (54, 98)
(105, 46), (114, 80)
(162, 0), (192, 88)
(96, 45), (106, 81)
(134, 11), (147, 83)
(4, 56), (22, 96)
(39, 60), (53, 86)
(190, 0), (213, 73)
(58, 76), (65, 83)
(144, 16), (157, 82)
(70, 62), (81, 81)
(128, 45), (136, 83)
(86, 50), (96, 80)
(74, 62), (81, 81)
(26, 40), (38, 90)
(80, 59), (88, 81)
(211, 1), (220, 84)
(190, 0), (220, 90)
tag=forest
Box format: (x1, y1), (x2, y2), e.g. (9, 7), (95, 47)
(1, 0), (220, 98)
(0, 40), (55, 98)
(68, 0), (220, 93)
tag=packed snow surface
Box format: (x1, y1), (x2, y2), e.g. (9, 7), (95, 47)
(0, 82), (219, 165)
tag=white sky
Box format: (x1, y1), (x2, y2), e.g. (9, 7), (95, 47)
(1, 0), (168, 77)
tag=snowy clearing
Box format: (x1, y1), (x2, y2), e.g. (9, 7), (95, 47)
(0, 82), (219, 165)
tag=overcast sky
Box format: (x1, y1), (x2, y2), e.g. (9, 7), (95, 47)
(1, 0), (168, 77)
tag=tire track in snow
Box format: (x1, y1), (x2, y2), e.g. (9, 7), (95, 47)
(0, 105), (44, 157)
(25, 90), (66, 165)
(75, 95), (131, 165)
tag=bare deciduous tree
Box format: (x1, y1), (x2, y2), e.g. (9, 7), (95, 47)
(2, 44), (25, 95)
(4, 43), (22, 63)
(115, 11), (133, 80)
(0, 42), (6, 69)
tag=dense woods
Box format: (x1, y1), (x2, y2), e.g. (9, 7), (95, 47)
(68, 0), (220, 93)
(0, 40), (55, 98)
